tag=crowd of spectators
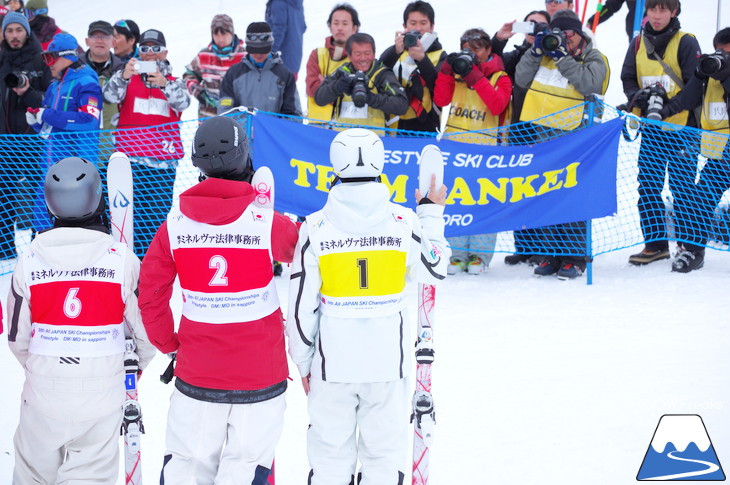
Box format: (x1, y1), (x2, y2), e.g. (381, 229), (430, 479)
(0, 0), (727, 279)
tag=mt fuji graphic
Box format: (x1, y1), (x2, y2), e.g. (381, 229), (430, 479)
(637, 414), (725, 481)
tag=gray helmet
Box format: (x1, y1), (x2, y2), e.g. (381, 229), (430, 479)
(44, 157), (104, 222)
(191, 116), (252, 180)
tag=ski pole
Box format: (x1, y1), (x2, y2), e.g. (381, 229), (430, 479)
(581, 0), (590, 24)
(592, 0), (603, 33)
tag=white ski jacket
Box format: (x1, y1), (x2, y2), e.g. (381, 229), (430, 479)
(287, 182), (449, 383)
(7, 227), (155, 419)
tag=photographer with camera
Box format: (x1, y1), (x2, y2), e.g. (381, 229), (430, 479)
(104, 28), (190, 257)
(314, 32), (407, 129)
(0, 11), (50, 259)
(432, 28), (511, 275)
(514, 9), (610, 279)
(378, 1), (445, 132)
(655, 28), (730, 273)
(620, 0), (701, 266)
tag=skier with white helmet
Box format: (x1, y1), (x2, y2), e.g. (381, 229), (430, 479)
(287, 128), (450, 485)
(139, 115), (299, 484)
(6, 156), (155, 484)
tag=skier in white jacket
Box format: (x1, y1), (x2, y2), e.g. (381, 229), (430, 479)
(287, 128), (450, 485)
(6, 156), (155, 485)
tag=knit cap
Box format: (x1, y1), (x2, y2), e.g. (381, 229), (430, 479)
(25, 0), (46, 15)
(2, 11), (30, 35)
(245, 21), (273, 54)
(211, 14), (234, 34)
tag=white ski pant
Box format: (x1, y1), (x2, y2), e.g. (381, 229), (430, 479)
(161, 388), (285, 485)
(13, 401), (122, 485)
(307, 377), (409, 485)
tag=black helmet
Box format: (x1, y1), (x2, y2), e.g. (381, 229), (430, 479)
(191, 116), (252, 181)
(44, 157), (104, 222)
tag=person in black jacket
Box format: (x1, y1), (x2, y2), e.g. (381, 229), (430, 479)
(218, 21), (301, 116)
(620, 0), (700, 266)
(378, 0), (445, 132)
(315, 32), (408, 129)
(0, 11), (50, 260)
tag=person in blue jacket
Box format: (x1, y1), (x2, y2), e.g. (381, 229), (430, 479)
(25, 32), (102, 230)
(265, 0), (307, 78)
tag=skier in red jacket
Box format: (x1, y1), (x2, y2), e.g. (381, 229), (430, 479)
(139, 116), (299, 484)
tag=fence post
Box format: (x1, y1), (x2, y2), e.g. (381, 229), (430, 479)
(584, 96), (598, 285)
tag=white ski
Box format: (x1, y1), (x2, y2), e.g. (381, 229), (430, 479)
(412, 144), (444, 485)
(108, 152), (134, 248)
(108, 151), (143, 485)
(251, 165), (275, 209)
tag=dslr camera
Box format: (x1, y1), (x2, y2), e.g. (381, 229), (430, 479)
(538, 27), (567, 54)
(349, 70), (369, 108)
(403, 30), (422, 49)
(448, 49), (478, 77)
(4, 71), (29, 88)
(697, 50), (730, 78)
(645, 83), (667, 121)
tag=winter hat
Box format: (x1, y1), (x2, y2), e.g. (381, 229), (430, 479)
(2, 11), (30, 35)
(45, 32), (78, 62)
(25, 0), (46, 15)
(245, 21), (273, 54)
(139, 29), (166, 47)
(211, 14), (234, 34)
(549, 9), (583, 35)
(88, 20), (113, 37)
(113, 19), (140, 43)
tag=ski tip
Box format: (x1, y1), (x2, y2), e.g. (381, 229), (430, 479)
(419, 144), (443, 162)
(109, 151), (130, 162)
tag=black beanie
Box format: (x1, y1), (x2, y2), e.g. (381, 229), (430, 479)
(245, 21), (273, 54)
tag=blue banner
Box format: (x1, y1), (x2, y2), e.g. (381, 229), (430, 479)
(252, 114), (621, 237)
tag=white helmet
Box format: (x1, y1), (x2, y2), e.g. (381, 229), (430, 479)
(329, 128), (384, 181)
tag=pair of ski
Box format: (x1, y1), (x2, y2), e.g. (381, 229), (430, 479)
(108, 153), (277, 485)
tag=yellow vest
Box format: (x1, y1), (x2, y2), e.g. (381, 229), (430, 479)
(334, 65), (388, 130)
(520, 53), (609, 130)
(393, 49), (443, 122)
(307, 47), (349, 122)
(633, 32), (691, 126)
(445, 71), (507, 145)
(700, 78), (729, 159)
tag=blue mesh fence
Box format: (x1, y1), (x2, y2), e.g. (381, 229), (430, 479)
(0, 103), (728, 276)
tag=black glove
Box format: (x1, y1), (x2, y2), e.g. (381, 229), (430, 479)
(632, 90), (649, 112)
(695, 64), (709, 81)
(709, 63), (730, 82)
(335, 73), (353, 95)
(366, 89), (378, 107)
(445, 52), (461, 67)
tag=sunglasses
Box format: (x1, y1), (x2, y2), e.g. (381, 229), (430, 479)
(23, 7), (47, 18)
(114, 19), (132, 30)
(545, 0), (565, 4)
(138, 45), (166, 54)
(41, 50), (75, 66)
(564, 29), (577, 39)
(246, 33), (272, 42)
(212, 44), (234, 56)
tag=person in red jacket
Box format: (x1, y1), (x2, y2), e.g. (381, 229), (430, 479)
(103, 28), (191, 257)
(433, 28), (512, 275)
(139, 116), (299, 485)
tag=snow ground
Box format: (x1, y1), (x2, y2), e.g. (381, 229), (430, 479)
(0, 1), (729, 484)
(1, 246), (729, 484)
